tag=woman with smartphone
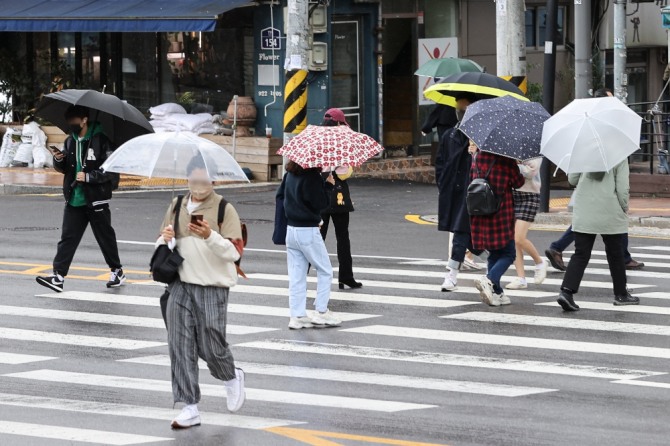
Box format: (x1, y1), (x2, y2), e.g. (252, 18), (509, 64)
(156, 155), (246, 429)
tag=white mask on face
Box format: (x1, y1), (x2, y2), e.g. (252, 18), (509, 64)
(189, 183), (214, 201)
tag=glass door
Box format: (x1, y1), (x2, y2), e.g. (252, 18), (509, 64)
(331, 19), (362, 131)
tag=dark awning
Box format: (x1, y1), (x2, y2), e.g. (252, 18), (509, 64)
(0, 0), (253, 32)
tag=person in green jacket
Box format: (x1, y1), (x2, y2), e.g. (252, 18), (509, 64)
(557, 160), (639, 311)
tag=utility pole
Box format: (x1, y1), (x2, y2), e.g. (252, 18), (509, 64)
(613, 0), (628, 103)
(539, 0), (558, 213)
(283, 0), (310, 156)
(496, 0), (527, 85)
(574, 0), (592, 99)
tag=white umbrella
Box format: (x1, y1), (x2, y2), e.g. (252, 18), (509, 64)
(101, 131), (249, 182)
(540, 96), (642, 174)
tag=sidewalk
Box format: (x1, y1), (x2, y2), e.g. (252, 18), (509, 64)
(0, 167), (275, 195)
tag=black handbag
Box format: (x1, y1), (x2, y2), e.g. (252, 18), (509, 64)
(327, 174), (354, 214)
(466, 156), (500, 216)
(150, 195), (185, 284)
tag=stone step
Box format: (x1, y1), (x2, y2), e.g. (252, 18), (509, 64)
(357, 166), (435, 184)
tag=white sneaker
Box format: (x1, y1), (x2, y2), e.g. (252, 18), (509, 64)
(505, 278), (528, 290)
(474, 275), (500, 306)
(224, 368), (246, 412)
(462, 257), (485, 271)
(534, 261), (548, 285)
(310, 310), (342, 326)
(441, 275), (458, 291)
(288, 316), (314, 329)
(171, 404), (200, 429)
(496, 291), (512, 306)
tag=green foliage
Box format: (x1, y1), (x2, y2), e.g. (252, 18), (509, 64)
(0, 48), (32, 123)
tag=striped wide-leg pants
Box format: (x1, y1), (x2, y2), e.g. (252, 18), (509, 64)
(166, 280), (237, 405)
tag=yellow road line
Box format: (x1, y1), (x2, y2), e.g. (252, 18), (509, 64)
(405, 215), (436, 225)
(265, 427), (448, 446)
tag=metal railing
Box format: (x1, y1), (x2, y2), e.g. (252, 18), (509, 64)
(627, 99), (670, 175)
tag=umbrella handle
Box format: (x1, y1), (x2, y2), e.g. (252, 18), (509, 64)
(553, 154), (571, 177)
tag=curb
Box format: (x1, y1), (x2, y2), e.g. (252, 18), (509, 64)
(0, 181), (279, 196)
(535, 212), (670, 230)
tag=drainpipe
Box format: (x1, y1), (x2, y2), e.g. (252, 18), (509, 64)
(376, 1), (384, 147)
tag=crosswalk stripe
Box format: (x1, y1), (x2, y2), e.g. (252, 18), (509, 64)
(246, 273), (556, 298)
(0, 327), (164, 350)
(120, 355), (556, 398)
(441, 312), (670, 336)
(633, 292), (670, 300)
(0, 393), (303, 429)
(0, 420), (172, 445)
(536, 302), (670, 315)
(612, 380), (670, 390)
(630, 246), (670, 252)
(36, 291), (380, 321)
(0, 304), (275, 335)
(0, 352), (56, 364)
(235, 339), (663, 380)
(341, 325), (670, 360)
(4, 370), (436, 413)
(567, 249), (670, 261)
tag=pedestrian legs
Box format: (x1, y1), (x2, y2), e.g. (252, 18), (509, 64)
(87, 205), (122, 270)
(448, 231), (470, 270)
(511, 219), (546, 287)
(561, 232), (597, 294)
(602, 233), (628, 296)
(486, 240), (516, 294)
(286, 226), (310, 318)
(287, 226), (333, 315)
(321, 213), (354, 281)
(53, 204), (90, 276)
(550, 225), (576, 252)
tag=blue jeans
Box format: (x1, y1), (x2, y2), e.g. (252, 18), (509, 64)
(551, 225), (632, 263)
(448, 231), (484, 270)
(487, 240), (516, 294)
(286, 226), (333, 317)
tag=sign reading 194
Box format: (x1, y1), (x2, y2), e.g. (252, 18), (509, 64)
(261, 27), (282, 50)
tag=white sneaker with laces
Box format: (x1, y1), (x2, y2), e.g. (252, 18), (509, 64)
(441, 275), (458, 291)
(474, 276), (499, 306)
(288, 316), (314, 329)
(462, 258), (485, 271)
(311, 310), (342, 326)
(106, 268), (126, 288)
(534, 261), (548, 285)
(224, 368), (246, 412)
(495, 291), (512, 306)
(505, 278), (528, 290)
(171, 404), (200, 429)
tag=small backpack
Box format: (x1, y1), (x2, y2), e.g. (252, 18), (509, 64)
(218, 198), (248, 278)
(466, 155), (500, 216)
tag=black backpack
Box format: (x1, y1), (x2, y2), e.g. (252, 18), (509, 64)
(467, 155), (500, 216)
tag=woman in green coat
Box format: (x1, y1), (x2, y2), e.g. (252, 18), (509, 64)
(557, 160), (639, 311)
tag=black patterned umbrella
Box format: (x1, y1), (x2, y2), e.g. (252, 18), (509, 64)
(458, 96), (550, 161)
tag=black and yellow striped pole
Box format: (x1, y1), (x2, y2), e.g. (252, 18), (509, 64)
(283, 69), (308, 134)
(501, 75), (528, 95)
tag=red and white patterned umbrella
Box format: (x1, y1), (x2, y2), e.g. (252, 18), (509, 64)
(278, 125), (384, 168)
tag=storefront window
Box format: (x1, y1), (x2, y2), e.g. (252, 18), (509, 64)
(423, 0), (458, 38)
(121, 33), (159, 112)
(80, 33), (101, 90)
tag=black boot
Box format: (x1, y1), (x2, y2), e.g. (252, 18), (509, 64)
(339, 279), (363, 290)
(614, 292), (640, 306)
(557, 290), (579, 311)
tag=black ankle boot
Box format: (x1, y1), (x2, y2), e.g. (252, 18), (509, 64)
(614, 292), (640, 306)
(339, 279), (362, 290)
(557, 290), (579, 311)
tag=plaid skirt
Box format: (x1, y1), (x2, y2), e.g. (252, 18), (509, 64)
(513, 190), (540, 222)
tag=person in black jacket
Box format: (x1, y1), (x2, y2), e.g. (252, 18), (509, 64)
(319, 108), (362, 290)
(276, 160), (341, 330)
(421, 104), (458, 140)
(435, 93), (483, 292)
(36, 105), (124, 292)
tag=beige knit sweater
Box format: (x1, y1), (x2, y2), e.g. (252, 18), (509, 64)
(156, 192), (242, 288)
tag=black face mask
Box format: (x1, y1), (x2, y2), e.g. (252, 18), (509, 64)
(69, 124), (82, 135)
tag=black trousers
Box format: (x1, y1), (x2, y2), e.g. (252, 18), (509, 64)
(562, 232), (627, 296)
(320, 212), (354, 282)
(53, 204), (122, 276)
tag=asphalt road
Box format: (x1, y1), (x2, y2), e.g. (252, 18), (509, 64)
(1, 178), (669, 446)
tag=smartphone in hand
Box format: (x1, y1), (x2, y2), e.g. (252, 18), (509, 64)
(48, 145), (62, 156)
(190, 214), (203, 225)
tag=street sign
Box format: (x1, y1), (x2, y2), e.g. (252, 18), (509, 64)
(261, 27), (281, 51)
(663, 7), (670, 29)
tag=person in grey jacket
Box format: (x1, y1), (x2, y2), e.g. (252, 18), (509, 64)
(557, 160), (639, 311)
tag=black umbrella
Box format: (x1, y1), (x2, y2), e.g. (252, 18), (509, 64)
(459, 96), (550, 161)
(34, 89), (153, 147)
(423, 72), (528, 107)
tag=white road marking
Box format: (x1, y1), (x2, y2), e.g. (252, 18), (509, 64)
(630, 246), (670, 252)
(0, 304), (275, 335)
(0, 327), (164, 350)
(5, 370), (436, 413)
(442, 312), (670, 336)
(342, 325), (670, 360)
(235, 340), (663, 380)
(536, 301), (670, 315)
(612, 380), (670, 390)
(0, 393), (303, 429)
(0, 352), (56, 364)
(633, 292), (670, 300)
(120, 355), (556, 398)
(36, 291), (378, 322)
(0, 420), (172, 445)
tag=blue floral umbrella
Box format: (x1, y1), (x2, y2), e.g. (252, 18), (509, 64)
(458, 96), (550, 161)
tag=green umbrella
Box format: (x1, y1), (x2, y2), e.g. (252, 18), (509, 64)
(415, 57), (483, 78)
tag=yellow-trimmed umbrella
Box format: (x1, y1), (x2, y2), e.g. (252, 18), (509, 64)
(424, 72), (529, 107)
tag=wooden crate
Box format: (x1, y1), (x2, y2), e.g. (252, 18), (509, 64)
(202, 135), (283, 181)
